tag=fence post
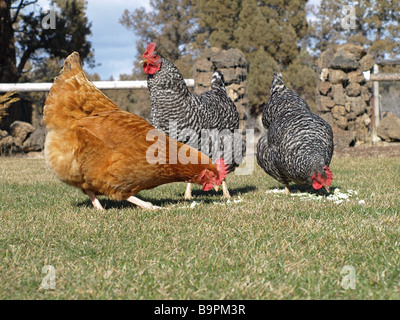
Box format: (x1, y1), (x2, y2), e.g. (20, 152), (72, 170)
(371, 64), (380, 145)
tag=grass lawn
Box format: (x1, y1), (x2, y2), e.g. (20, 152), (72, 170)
(0, 153), (399, 299)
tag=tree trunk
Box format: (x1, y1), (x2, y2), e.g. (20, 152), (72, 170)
(0, 0), (18, 83)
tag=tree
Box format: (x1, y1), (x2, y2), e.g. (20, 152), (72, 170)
(120, 0), (198, 78)
(195, 0), (241, 50)
(0, 0), (19, 83)
(121, 0), (313, 115)
(351, 0), (400, 60)
(309, 0), (400, 60)
(199, 0), (310, 112)
(306, 1), (343, 55)
(0, 0), (94, 83)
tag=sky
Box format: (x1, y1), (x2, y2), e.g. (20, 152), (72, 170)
(85, 0), (151, 80)
(32, 0), (322, 80)
(84, 0), (321, 80)
(35, 0), (150, 80)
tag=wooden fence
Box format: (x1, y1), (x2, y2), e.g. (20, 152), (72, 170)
(363, 59), (400, 144)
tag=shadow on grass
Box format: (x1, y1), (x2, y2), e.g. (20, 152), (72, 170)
(76, 185), (257, 210)
(189, 185), (257, 201)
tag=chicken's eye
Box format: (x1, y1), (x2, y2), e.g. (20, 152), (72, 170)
(149, 55), (159, 64)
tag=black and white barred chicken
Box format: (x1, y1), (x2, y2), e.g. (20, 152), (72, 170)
(257, 72), (334, 194)
(141, 42), (244, 199)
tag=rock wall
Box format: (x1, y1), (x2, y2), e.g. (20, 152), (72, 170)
(377, 112), (400, 142)
(0, 120), (46, 155)
(194, 47), (248, 131)
(0, 93), (45, 155)
(316, 43), (375, 147)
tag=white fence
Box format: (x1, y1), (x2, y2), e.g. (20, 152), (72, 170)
(0, 79), (195, 92)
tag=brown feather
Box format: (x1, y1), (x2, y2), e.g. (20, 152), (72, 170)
(43, 52), (223, 205)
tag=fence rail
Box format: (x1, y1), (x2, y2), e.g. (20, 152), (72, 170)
(363, 71), (400, 82)
(0, 79), (195, 93)
(375, 59), (400, 66)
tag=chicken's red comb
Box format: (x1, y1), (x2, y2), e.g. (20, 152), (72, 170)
(143, 42), (157, 58)
(215, 157), (229, 184)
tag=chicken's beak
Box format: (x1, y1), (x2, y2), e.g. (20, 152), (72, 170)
(214, 185), (220, 192)
(324, 185), (330, 193)
(140, 58), (147, 64)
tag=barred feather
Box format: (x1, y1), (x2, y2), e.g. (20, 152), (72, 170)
(257, 72), (334, 187)
(147, 52), (245, 173)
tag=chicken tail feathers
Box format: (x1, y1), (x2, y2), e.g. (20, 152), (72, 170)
(211, 64), (226, 91)
(57, 51), (83, 81)
(44, 52), (119, 130)
(271, 71), (285, 94)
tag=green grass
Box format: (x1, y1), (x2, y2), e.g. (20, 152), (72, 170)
(0, 155), (399, 299)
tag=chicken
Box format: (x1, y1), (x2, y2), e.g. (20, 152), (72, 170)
(257, 72), (334, 194)
(141, 42), (245, 199)
(43, 52), (228, 210)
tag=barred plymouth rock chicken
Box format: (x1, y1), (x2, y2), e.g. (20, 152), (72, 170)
(141, 42), (245, 199)
(43, 52), (228, 211)
(257, 72), (334, 194)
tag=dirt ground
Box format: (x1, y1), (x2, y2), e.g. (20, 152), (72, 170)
(334, 143), (400, 158)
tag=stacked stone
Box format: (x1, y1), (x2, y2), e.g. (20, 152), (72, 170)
(377, 112), (400, 142)
(0, 120), (45, 155)
(194, 47), (248, 131)
(316, 43), (375, 147)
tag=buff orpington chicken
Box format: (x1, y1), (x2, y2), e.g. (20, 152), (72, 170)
(43, 52), (228, 210)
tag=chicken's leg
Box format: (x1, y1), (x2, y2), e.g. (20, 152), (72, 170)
(85, 190), (104, 210)
(184, 183), (193, 200)
(127, 196), (161, 210)
(222, 180), (231, 199)
(284, 184), (290, 195)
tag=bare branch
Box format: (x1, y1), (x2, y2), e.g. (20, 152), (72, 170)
(11, 0), (24, 22)
(11, 0), (37, 9)
(16, 46), (34, 77)
(12, 0), (38, 23)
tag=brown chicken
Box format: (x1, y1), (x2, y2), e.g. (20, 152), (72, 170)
(43, 52), (228, 210)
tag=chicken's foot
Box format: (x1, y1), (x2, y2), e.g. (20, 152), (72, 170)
(85, 190), (104, 210)
(284, 184), (290, 195)
(222, 180), (231, 199)
(184, 183), (193, 200)
(127, 196), (161, 210)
